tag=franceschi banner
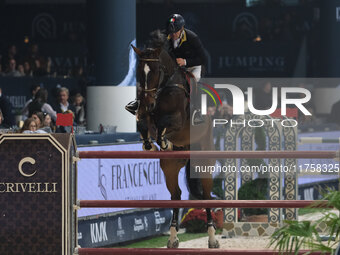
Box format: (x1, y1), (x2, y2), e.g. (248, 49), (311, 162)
(0, 134), (77, 255)
(77, 143), (189, 217)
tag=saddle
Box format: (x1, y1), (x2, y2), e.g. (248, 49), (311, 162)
(156, 68), (195, 99)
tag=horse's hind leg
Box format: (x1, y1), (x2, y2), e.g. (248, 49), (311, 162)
(202, 178), (220, 248)
(160, 158), (184, 248)
(206, 208), (220, 248)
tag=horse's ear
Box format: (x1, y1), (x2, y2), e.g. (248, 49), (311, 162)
(131, 44), (142, 56)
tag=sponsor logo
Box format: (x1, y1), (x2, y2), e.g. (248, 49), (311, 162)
(32, 13), (56, 39)
(18, 157), (37, 177)
(90, 222), (108, 244)
(98, 159), (107, 200)
(117, 217), (125, 239)
(0, 157), (57, 193)
(111, 160), (162, 191)
(133, 218), (144, 232)
(232, 12), (258, 38)
(154, 211), (166, 232)
(144, 216), (149, 232)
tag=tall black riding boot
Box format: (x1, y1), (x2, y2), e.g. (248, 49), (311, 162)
(191, 83), (204, 126)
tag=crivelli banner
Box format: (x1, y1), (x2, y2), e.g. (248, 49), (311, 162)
(77, 143), (189, 217)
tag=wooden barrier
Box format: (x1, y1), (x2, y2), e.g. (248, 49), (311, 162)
(78, 200), (330, 209)
(76, 248), (330, 255)
(78, 150), (339, 159)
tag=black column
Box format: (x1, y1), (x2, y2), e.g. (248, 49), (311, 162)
(320, 0), (340, 77)
(88, 0), (136, 85)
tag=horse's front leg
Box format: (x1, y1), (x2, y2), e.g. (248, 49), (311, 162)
(137, 119), (157, 151)
(156, 126), (173, 151)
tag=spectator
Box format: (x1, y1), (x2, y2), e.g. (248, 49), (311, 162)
(17, 64), (25, 76)
(253, 82), (274, 110)
(28, 88), (57, 121)
(54, 87), (76, 114)
(43, 112), (55, 133)
(21, 84), (41, 119)
(294, 84), (315, 124)
(73, 93), (86, 125)
(46, 57), (53, 76)
(31, 111), (44, 128)
(207, 106), (216, 117)
(33, 59), (47, 76)
(2, 44), (19, 70)
(26, 43), (41, 67)
(72, 65), (88, 97)
(0, 109), (3, 126)
(0, 62), (4, 76)
(20, 117), (47, 133)
(53, 87), (76, 133)
(23, 61), (33, 76)
(0, 87), (15, 128)
(20, 117), (38, 133)
(6, 58), (23, 77)
(328, 99), (340, 126)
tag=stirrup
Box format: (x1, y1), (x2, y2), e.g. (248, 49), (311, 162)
(125, 100), (139, 115)
(191, 109), (204, 126)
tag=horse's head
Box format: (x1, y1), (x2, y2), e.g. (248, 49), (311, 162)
(132, 45), (164, 112)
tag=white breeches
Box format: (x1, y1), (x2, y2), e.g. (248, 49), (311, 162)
(186, 65), (201, 81)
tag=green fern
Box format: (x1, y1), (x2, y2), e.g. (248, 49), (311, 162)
(269, 189), (340, 254)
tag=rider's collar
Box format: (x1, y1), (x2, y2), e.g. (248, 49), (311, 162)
(178, 30), (187, 47)
(167, 29), (187, 47)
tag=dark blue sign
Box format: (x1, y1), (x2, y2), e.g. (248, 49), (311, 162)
(78, 208), (172, 248)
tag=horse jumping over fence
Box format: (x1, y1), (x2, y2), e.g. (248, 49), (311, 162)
(131, 30), (219, 248)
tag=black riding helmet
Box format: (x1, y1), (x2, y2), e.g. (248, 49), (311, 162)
(166, 14), (185, 34)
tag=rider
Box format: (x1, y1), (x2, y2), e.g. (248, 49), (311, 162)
(125, 13), (207, 125)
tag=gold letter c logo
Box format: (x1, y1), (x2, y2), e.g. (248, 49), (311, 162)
(18, 157), (37, 177)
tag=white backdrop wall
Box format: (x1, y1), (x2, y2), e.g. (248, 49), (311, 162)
(87, 86), (137, 132)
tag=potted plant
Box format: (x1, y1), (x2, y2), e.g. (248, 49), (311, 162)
(269, 189), (340, 254)
(180, 208), (219, 233)
(238, 178), (269, 222)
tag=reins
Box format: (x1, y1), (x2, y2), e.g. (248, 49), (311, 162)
(139, 58), (160, 62)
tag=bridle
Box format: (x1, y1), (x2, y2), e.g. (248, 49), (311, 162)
(138, 54), (189, 113)
(139, 57), (167, 95)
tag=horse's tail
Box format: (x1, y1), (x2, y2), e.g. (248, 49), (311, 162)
(185, 160), (203, 200)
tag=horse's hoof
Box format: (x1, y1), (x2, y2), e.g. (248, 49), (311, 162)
(208, 240), (220, 249)
(142, 143), (152, 151)
(161, 141), (173, 151)
(143, 142), (157, 151)
(167, 237), (179, 248)
(150, 143), (158, 151)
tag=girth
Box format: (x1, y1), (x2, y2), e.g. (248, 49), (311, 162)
(156, 83), (190, 99)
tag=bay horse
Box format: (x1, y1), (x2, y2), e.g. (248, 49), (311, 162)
(131, 30), (219, 249)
